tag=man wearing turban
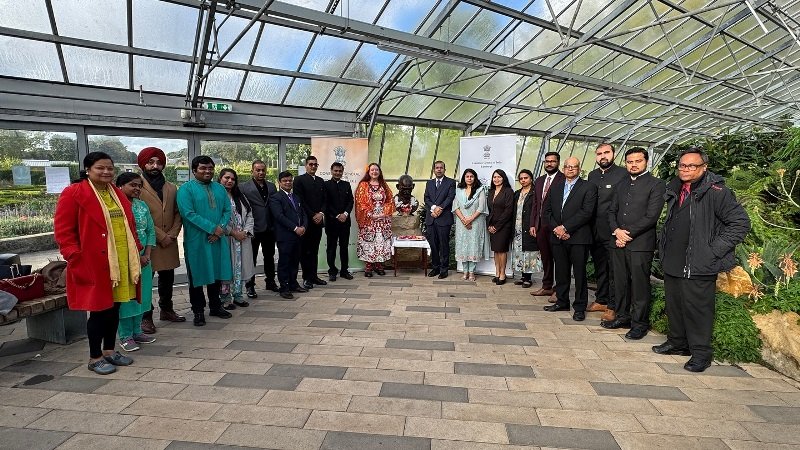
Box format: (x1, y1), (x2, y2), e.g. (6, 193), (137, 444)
(137, 147), (185, 331)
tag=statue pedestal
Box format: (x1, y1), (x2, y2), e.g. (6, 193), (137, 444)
(392, 215), (422, 263)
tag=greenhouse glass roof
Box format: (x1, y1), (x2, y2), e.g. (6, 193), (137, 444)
(0, 0), (798, 143)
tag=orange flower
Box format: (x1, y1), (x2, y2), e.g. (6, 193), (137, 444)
(747, 284), (764, 301)
(779, 253), (797, 279)
(747, 252), (763, 270)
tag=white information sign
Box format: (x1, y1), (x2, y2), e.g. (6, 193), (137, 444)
(45, 167), (71, 194)
(176, 169), (190, 182)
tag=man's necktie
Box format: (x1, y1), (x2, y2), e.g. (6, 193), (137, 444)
(436, 179), (441, 189)
(542, 176), (552, 200)
(679, 183), (691, 207)
(562, 182), (573, 207)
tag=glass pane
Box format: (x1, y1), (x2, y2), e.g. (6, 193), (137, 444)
(300, 35), (359, 77)
(379, 124), (413, 179)
(492, 21), (543, 58)
(253, 25), (313, 71)
(471, 72), (523, 100)
(443, 68), (491, 97)
(323, 84), (373, 111)
(62, 45), (128, 88)
(432, 3), (478, 43)
(133, 56), (190, 94)
(368, 123), (384, 162)
(525, 0), (574, 20)
(334, 0), (386, 23)
(407, 127), (439, 179)
(342, 44), (396, 82)
(210, 15), (261, 65)
(445, 102), (487, 123)
(518, 135), (543, 175)
(204, 67), (245, 100)
(0, 129), (78, 237)
(282, 0), (327, 9)
(285, 143), (312, 174)
(240, 73), (293, 103)
(283, 79), (335, 107)
(0, 0), (50, 33)
(436, 128), (461, 179)
(377, 0), (438, 33)
(391, 94), (436, 118)
(200, 140), (279, 182)
(419, 97), (461, 120)
(0, 36), (62, 81)
(133, 0), (197, 55)
(52, 0), (127, 44)
(88, 135), (189, 184)
(453, 9), (513, 50)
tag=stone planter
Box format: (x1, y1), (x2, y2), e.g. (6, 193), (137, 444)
(752, 311), (800, 382)
(392, 215), (422, 262)
(0, 232), (57, 254)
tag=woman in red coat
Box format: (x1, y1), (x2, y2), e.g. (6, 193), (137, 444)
(54, 152), (143, 375)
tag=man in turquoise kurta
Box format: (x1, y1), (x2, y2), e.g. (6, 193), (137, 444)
(177, 155), (233, 326)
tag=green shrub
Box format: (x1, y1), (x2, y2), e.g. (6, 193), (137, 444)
(649, 283), (669, 334)
(750, 277), (800, 315)
(0, 216), (53, 238)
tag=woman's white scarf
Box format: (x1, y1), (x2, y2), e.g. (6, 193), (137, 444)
(88, 182), (141, 287)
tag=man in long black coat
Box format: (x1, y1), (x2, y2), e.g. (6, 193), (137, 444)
(292, 156), (328, 290)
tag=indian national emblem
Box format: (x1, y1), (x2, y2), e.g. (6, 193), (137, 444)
(483, 144), (491, 159)
(333, 146), (347, 166)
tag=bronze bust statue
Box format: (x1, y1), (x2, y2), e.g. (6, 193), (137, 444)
(394, 174), (419, 216)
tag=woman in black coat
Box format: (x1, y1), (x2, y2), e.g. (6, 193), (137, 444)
(512, 169), (541, 288)
(487, 169), (514, 284)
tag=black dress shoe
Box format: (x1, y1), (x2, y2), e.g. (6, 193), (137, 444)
(492, 277), (499, 283)
(303, 280), (314, 290)
(279, 291), (294, 300)
(340, 272), (354, 280)
(364, 271), (373, 277)
(375, 269), (386, 276)
(428, 270), (440, 277)
(543, 304), (569, 312)
(514, 280), (524, 285)
(233, 300), (250, 307)
(438, 271), (448, 279)
(193, 313), (206, 326)
(572, 311), (585, 321)
(293, 286), (309, 293)
(329, 274), (337, 282)
(312, 277), (328, 285)
(652, 342), (691, 356)
(265, 280), (280, 292)
(601, 317), (631, 329)
(209, 309), (232, 319)
(684, 358), (711, 373)
(246, 286), (258, 298)
(496, 277), (506, 285)
(625, 328), (648, 340)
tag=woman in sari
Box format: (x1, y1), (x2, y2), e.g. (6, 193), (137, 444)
(355, 163), (395, 277)
(218, 168), (256, 309)
(453, 168), (489, 281)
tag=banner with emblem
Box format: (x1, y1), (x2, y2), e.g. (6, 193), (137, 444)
(459, 134), (517, 275)
(311, 137), (369, 272)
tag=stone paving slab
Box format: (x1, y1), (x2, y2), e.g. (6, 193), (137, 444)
(15, 375), (109, 393)
(0, 426), (73, 450)
(380, 382), (468, 403)
(335, 309), (392, 316)
(467, 335), (538, 346)
(591, 381), (691, 401)
(748, 405), (800, 423)
(506, 423), (621, 449)
(657, 362), (752, 377)
(321, 431), (431, 450)
(323, 292), (372, 299)
(464, 320), (526, 330)
(368, 282), (413, 287)
(3, 360), (79, 376)
(308, 320), (371, 329)
(454, 362), (535, 378)
(214, 373), (301, 391)
(437, 292), (486, 298)
(225, 340), (297, 353)
(241, 310), (299, 319)
(0, 339), (46, 358)
(405, 306), (460, 313)
(266, 363), (348, 380)
(386, 339), (455, 351)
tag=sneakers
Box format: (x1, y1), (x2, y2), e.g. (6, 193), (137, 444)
(87, 359), (116, 375)
(120, 337), (140, 352)
(246, 286), (258, 298)
(104, 351), (134, 366)
(132, 333), (156, 344)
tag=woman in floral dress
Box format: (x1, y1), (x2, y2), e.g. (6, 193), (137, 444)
(355, 163), (395, 277)
(453, 168), (489, 281)
(218, 169), (255, 309)
(512, 169), (541, 288)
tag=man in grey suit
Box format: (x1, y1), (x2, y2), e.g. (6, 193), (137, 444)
(240, 160), (279, 297)
(424, 160), (456, 279)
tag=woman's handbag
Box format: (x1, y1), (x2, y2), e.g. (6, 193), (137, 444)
(0, 273), (45, 302)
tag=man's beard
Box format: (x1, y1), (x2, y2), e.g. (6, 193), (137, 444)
(146, 169), (162, 177)
(628, 168), (646, 177)
(597, 159), (612, 169)
(544, 166), (559, 175)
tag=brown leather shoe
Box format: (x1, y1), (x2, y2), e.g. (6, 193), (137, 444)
(601, 309), (616, 322)
(587, 302), (608, 312)
(530, 288), (555, 296)
(159, 310), (186, 322)
(548, 293), (557, 303)
(141, 317), (156, 334)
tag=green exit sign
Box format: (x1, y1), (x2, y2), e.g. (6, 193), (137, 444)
(204, 102), (232, 111)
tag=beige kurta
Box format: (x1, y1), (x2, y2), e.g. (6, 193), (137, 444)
(140, 179), (182, 272)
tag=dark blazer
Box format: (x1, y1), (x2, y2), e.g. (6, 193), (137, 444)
(269, 190), (307, 243)
(424, 177), (456, 227)
(324, 178), (354, 225)
(240, 179), (277, 233)
(587, 164), (627, 242)
(608, 172), (666, 252)
(545, 178), (598, 245)
(292, 173), (326, 220)
(488, 187), (514, 251)
(530, 172), (565, 232)
(513, 188), (537, 251)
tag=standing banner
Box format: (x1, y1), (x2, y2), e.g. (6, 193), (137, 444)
(311, 137), (369, 272)
(459, 134), (517, 275)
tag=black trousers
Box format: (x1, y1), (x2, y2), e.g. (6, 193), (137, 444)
(664, 274), (717, 361)
(611, 248), (654, 330)
(426, 223), (451, 272)
(186, 266), (221, 314)
(552, 242), (589, 312)
(277, 239), (301, 292)
(300, 222), (323, 281)
(87, 303), (121, 358)
(590, 240), (614, 307)
(536, 227), (555, 289)
(326, 220), (350, 275)
(247, 230), (276, 287)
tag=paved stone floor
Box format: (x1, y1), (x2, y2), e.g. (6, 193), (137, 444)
(1, 272), (799, 450)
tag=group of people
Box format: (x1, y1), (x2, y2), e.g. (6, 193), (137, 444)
(54, 142), (749, 375)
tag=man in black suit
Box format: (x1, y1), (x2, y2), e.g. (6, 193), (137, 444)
(603, 148), (666, 339)
(292, 155), (327, 290)
(269, 171), (309, 300)
(587, 143), (627, 319)
(240, 160), (279, 297)
(542, 157), (598, 321)
(324, 162), (354, 281)
(529, 152), (565, 297)
(424, 160), (456, 279)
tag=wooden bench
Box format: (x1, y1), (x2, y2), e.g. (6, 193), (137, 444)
(0, 294), (86, 344)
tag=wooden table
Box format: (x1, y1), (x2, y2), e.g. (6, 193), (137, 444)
(391, 237), (431, 276)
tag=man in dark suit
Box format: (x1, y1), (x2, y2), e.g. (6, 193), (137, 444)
(324, 162), (354, 281)
(586, 143), (627, 320)
(240, 160), (279, 297)
(269, 171), (309, 300)
(603, 148), (666, 339)
(424, 160), (456, 279)
(529, 152), (565, 297)
(542, 157), (598, 321)
(292, 155), (328, 290)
